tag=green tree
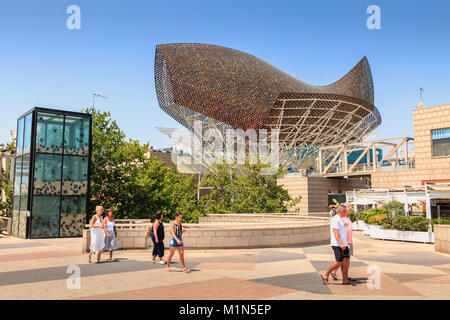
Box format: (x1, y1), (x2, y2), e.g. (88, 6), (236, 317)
(382, 200), (405, 216)
(0, 139), (16, 217)
(200, 160), (301, 214)
(83, 108), (148, 214)
(84, 108), (203, 222)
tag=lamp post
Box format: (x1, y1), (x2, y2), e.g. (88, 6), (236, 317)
(92, 92), (108, 108)
(418, 88), (424, 108)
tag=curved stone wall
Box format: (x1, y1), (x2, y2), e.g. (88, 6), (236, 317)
(82, 214), (331, 252)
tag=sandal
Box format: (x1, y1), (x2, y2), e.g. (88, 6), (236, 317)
(342, 281), (354, 285)
(320, 274), (329, 285)
(182, 268), (191, 273)
(331, 272), (338, 281)
(166, 267), (172, 272)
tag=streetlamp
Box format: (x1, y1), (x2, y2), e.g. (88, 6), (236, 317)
(92, 92), (108, 108)
(418, 88), (424, 109)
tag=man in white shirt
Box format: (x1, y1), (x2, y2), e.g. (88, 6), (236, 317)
(321, 204), (352, 285)
(329, 206), (336, 217)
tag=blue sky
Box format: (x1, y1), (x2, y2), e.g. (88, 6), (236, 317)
(1, 0), (449, 148)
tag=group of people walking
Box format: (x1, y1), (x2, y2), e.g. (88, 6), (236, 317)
(88, 207), (190, 272)
(148, 211), (190, 272)
(89, 204), (354, 280)
(88, 205), (119, 263)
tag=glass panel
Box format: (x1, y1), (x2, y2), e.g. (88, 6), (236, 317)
(62, 156), (88, 195)
(31, 196), (60, 238)
(13, 156), (22, 196)
(12, 196), (20, 237)
(23, 113), (32, 154)
(20, 155), (30, 197)
(33, 154), (62, 195)
(36, 113), (64, 154)
(432, 128), (450, 157)
(64, 116), (90, 156)
(16, 117), (24, 156)
(18, 197), (28, 239)
(60, 197), (86, 237)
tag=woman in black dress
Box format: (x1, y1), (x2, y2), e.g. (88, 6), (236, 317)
(150, 211), (166, 265)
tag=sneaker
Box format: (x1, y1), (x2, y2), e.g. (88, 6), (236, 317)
(151, 260), (157, 264)
(158, 260), (166, 265)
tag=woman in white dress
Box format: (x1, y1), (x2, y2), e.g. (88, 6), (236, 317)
(88, 205), (106, 263)
(103, 209), (119, 261)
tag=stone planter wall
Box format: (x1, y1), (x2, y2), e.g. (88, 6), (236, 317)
(369, 228), (434, 243)
(82, 214), (330, 252)
(0, 217), (12, 236)
(435, 225), (450, 253)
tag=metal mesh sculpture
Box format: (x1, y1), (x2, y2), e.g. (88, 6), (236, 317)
(154, 43), (381, 170)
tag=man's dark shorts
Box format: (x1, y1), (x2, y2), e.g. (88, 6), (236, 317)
(332, 246), (350, 262)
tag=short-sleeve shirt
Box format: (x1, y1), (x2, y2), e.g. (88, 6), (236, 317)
(330, 215), (348, 247)
(342, 216), (353, 244)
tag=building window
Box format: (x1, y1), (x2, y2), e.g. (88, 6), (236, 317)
(432, 128), (450, 156)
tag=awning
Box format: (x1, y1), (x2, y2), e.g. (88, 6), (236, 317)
(348, 198), (380, 205)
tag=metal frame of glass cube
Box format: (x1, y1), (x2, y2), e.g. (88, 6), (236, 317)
(11, 107), (92, 239)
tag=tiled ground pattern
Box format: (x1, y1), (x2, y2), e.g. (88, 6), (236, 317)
(0, 232), (449, 300)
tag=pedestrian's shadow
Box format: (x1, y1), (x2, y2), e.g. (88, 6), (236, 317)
(104, 258), (128, 262)
(166, 269), (200, 272)
(326, 277), (369, 286)
(349, 277), (368, 285)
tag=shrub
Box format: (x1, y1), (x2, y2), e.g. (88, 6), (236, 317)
(368, 213), (388, 225)
(391, 215), (431, 232)
(382, 200), (405, 216)
(357, 211), (370, 223)
(358, 209), (385, 224)
(382, 223), (394, 230)
(432, 218), (450, 225)
(348, 209), (357, 222)
(368, 208), (386, 215)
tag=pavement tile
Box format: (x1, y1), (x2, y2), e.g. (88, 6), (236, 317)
(0, 259), (162, 286)
(0, 242), (49, 250)
(361, 261), (447, 275)
(253, 259), (317, 277)
(257, 250), (306, 263)
(433, 263), (450, 274)
(309, 260), (367, 273)
(204, 253), (259, 264)
(301, 245), (336, 254)
(249, 272), (332, 295)
(404, 274), (450, 284)
(324, 267), (423, 297)
(404, 283), (450, 298)
(0, 250), (80, 263)
(76, 277), (297, 300)
(1, 229), (450, 299)
(355, 251), (450, 267)
(385, 273), (445, 283)
(195, 261), (255, 270)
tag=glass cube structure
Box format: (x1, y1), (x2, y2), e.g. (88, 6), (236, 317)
(11, 107), (92, 238)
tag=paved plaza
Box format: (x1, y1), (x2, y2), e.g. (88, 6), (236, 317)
(0, 232), (450, 300)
